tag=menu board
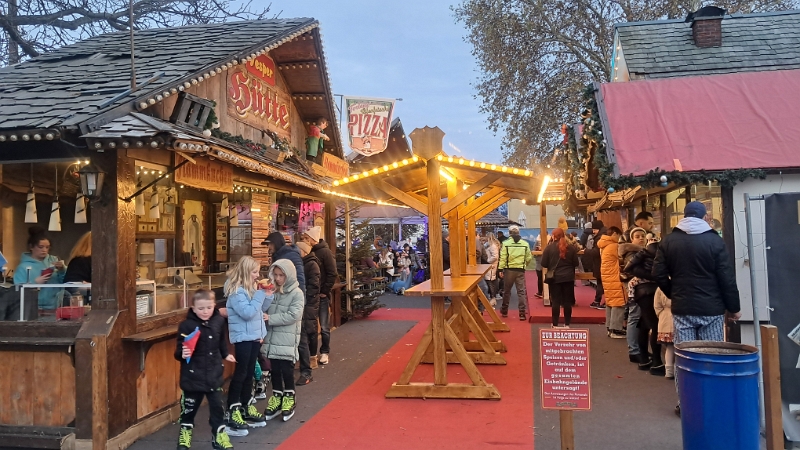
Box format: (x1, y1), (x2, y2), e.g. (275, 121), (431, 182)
(540, 328), (591, 410)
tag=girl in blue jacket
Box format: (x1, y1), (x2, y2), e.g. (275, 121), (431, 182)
(14, 227), (66, 310)
(223, 256), (272, 436)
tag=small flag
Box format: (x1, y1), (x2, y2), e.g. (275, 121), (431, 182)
(182, 327), (201, 363)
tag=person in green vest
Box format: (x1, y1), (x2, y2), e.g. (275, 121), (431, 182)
(498, 225), (532, 321)
(305, 117), (330, 164)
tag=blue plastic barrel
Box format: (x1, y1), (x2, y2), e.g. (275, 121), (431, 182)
(675, 340), (760, 450)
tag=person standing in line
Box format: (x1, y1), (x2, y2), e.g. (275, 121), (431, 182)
(441, 229), (451, 272)
(301, 226), (337, 366)
(653, 201), (740, 416)
(624, 230), (664, 373)
(585, 220), (606, 309)
(175, 289), (237, 450)
(295, 242), (320, 386)
(263, 232), (306, 295)
(483, 233), (501, 306)
(598, 227), (626, 338)
(223, 257), (270, 436)
(498, 225), (533, 321)
(654, 288), (675, 379)
(619, 227), (646, 362)
(533, 233), (549, 299)
(635, 211), (655, 234)
(542, 228), (579, 328)
(262, 260), (304, 423)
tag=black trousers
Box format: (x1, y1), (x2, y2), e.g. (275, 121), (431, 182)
(270, 358), (295, 392)
(535, 270), (544, 295)
(181, 389), (224, 434)
(298, 319), (319, 376)
(594, 276), (604, 303)
(637, 294), (662, 366)
(549, 282), (575, 326)
(227, 341), (260, 408)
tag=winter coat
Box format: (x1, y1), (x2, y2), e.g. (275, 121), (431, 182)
(584, 228), (605, 278)
(654, 288), (674, 335)
(580, 229), (593, 249)
(14, 253), (66, 310)
(263, 259), (304, 363)
(174, 308), (229, 392)
(484, 242), (499, 281)
(653, 226), (740, 317)
(302, 253), (321, 329)
(541, 241), (580, 284)
(624, 243), (658, 283)
(442, 238), (451, 271)
(64, 256), (91, 283)
(597, 235), (625, 307)
(617, 243), (643, 282)
(499, 236), (532, 271)
(312, 240), (337, 298)
(266, 231), (306, 294)
(225, 284), (269, 344)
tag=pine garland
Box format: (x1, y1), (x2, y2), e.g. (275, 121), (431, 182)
(567, 84), (766, 191)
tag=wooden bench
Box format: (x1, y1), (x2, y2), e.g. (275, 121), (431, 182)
(123, 325), (179, 370)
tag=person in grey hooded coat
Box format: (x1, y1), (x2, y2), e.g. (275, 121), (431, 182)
(262, 259), (304, 422)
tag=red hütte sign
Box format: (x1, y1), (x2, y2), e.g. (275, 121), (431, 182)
(246, 54), (277, 86)
(539, 328), (591, 410)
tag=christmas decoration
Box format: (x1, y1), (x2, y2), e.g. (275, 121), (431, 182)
(335, 215), (385, 320)
(660, 175), (668, 183)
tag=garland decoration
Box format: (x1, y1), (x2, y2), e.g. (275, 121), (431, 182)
(563, 84), (766, 192)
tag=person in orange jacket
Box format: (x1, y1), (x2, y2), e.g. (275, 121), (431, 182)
(598, 227), (626, 338)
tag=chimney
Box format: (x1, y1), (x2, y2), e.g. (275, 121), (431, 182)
(686, 6), (726, 48)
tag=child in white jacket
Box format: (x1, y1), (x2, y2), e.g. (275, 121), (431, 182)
(654, 288), (675, 379)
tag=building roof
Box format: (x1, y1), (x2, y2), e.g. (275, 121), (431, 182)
(597, 68), (800, 176)
(615, 10), (800, 79)
(0, 18), (343, 154)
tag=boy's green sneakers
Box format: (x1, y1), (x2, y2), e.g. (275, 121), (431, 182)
(212, 427), (234, 450)
(264, 391), (283, 420)
(281, 391), (296, 422)
(177, 424), (192, 450)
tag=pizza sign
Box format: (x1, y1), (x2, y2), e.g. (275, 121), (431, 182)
(343, 97), (395, 157)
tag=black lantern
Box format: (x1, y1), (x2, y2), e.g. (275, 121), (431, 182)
(78, 162), (106, 202)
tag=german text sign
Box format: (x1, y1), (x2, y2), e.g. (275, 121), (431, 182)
(540, 328), (591, 410)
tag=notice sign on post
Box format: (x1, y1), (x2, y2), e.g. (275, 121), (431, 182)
(540, 328), (591, 411)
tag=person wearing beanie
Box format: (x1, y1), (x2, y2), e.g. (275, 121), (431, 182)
(300, 226), (337, 365)
(619, 227), (647, 363)
(262, 232), (305, 295)
(653, 201), (741, 416)
(295, 241), (321, 385)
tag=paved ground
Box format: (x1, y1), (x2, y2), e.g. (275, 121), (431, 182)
(129, 289), (691, 449)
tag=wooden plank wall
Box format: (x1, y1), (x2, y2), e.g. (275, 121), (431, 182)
(251, 192), (272, 265)
(136, 340), (180, 419)
(0, 350), (75, 427)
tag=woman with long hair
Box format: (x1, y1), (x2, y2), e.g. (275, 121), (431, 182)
(64, 231), (92, 303)
(541, 228), (579, 327)
(484, 232), (501, 302)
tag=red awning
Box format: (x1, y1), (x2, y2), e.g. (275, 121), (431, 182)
(599, 69), (800, 176)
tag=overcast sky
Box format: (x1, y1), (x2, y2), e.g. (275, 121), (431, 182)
(262, 0), (505, 163)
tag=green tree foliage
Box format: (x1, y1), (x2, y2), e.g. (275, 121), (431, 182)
(335, 217), (385, 320)
(453, 0), (798, 167)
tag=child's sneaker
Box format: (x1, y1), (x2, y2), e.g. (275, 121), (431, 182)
(243, 398), (266, 427)
(212, 426), (234, 450)
(264, 391), (283, 420)
(177, 424), (192, 450)
(224, 404), (249, 437)
(281, 391), (296, 422)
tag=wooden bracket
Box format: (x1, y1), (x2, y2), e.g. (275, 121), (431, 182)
(441, 172), (502, 215)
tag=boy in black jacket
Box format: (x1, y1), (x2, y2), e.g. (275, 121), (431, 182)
(175, 289), (237, 450)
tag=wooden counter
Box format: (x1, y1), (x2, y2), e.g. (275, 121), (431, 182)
(443, 264), (492, 276)
(404, 275), (482, 297)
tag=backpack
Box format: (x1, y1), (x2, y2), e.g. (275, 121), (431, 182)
(413, 269), (426, 284)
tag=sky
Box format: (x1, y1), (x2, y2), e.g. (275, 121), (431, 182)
(258, 0), (505, 163)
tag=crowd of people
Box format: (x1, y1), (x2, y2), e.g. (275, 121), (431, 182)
(539, 203), (742, 416)
(174, 225), (337, 450)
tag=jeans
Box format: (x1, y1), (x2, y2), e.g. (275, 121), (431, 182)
(389, 276), (412, 293)
(228, 341), (260, 408)
(319, 296), (331, 354)
(501, 269), (528, 314)
(297, 319), (318, 377)
(673, 314), (725, 406)
(627, 303), (641, 355)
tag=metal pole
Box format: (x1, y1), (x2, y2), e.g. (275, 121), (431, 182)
(744, 192), (766, 431)
(344, 199), (353, 313)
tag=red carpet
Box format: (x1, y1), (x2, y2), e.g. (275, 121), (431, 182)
(278, 307), (535, 449)
(525, 272), (606, 324)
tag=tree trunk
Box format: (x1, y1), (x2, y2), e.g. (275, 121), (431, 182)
(6, 0), (19, 64)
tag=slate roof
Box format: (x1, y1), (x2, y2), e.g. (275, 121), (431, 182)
(0, 18), (316, 130)
(616, 10), (800, 79)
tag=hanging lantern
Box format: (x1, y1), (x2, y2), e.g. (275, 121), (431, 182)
(74, 193), (87, 224)
(25, 188), (38, 223)
(221, 196), (229, 218)
(48, 166), (61, 231)
(149, 188), (160, 219)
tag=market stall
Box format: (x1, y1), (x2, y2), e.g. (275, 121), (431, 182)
(330, 126), (544, 399)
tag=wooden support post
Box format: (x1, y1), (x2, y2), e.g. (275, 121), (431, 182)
(426, 158), (444, 290)
(432, 296), (447, 385)
(468, 217), (477, 267)
(540, 201), (549, 304)
(560, 410), (575, 450)
(761, 325), (784, 450)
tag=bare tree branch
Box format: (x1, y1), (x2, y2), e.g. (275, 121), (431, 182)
(454, 0), (799, 166)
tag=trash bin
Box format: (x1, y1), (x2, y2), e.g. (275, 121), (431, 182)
(675, 340), (760, 450)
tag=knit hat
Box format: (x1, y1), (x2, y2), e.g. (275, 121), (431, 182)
(584, 222), (593, 230)
(591, 220), (604, 230)
(304, 226), (322, 243)
(296, 241), (312, 255)
(629, 227), (647, 240)
(684, 201), (707, 219)
(508, 225), (520, 234)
